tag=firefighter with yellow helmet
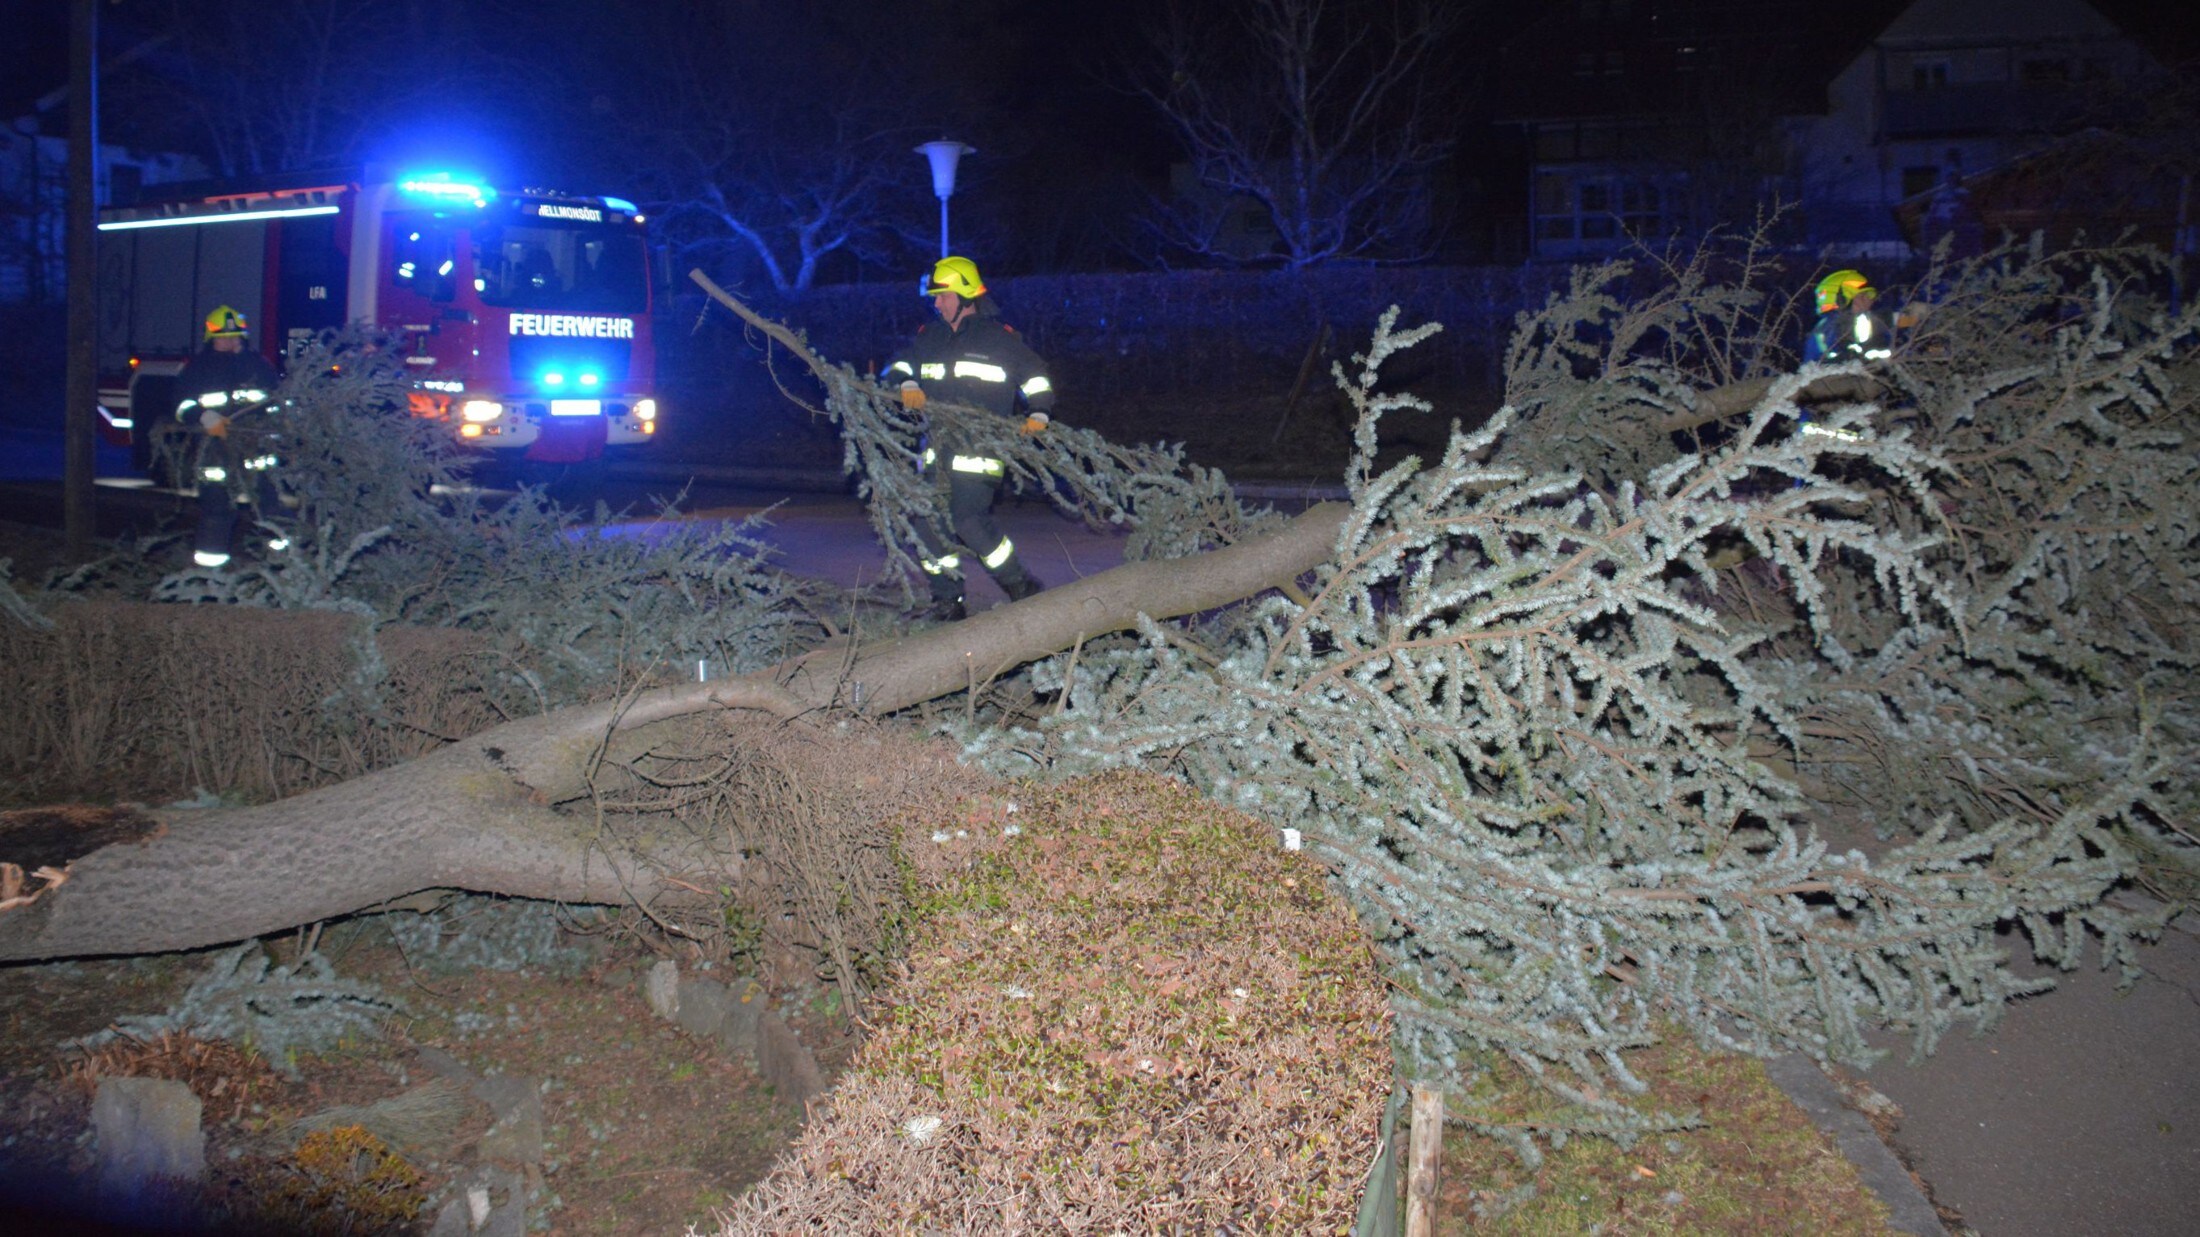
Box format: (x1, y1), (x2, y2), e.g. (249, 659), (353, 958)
(883, 256), (1056, 622)
(1802, 269), (1893, 364)
(174, 305), (282, 568)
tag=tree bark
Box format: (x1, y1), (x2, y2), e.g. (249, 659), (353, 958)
(0, 502), (1349, 963)
(1658, 370), (1879, 435)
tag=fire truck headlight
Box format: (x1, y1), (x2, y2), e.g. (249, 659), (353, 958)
(461, 400), (503, 423)
(460, 423), (485, 439)
(633, 398), (656, 421)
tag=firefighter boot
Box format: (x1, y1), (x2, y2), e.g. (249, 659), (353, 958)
(1000, 569), (1044, 603)
(911, 577), (967, 623)
(913, 596), (967, 623)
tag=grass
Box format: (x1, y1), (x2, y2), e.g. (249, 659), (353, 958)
(715, 769), (1396, 1232)
(1430, 1034), (1895, 1235)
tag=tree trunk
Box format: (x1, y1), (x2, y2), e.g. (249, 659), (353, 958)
(0, 502), (1349, 963)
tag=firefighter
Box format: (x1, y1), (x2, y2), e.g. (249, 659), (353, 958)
(174, 306), (282, 568)
(884, 256), (1055, 622)
(1802, 269), (1893, 364)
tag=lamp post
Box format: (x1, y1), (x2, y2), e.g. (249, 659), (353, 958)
(915, 139), (974, 258)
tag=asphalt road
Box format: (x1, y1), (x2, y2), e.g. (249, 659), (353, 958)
(0, 462), (1147, 606)
(1861, 917), (2200, 1236)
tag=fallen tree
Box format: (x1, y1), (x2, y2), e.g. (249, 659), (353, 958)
(5, 237), (2192, 1165)
(0, 498), (1346, 962)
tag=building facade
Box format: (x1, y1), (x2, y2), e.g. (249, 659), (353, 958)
(1496, 0), (2159, 261)
(0, 120), (204, 305)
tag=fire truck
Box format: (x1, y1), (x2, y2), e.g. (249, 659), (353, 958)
(95, 168), (660, 479)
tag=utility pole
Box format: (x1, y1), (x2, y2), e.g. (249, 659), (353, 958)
(63, 0), (99, 558)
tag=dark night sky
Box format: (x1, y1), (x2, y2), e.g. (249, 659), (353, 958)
(3, 2), (70, 119)
(10, 0), (2199, 131)
(7, 0), (2199, 274)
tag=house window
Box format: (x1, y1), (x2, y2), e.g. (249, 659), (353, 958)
(1603, 51), (1625, 76)
(1578, 123), (1617, 160)
(1911, 59), (1949, 90)
(1574, 52), (1598, 77)
(1536, 125), (1578, 161)
(1533, 173), (1669, 254)
(1902, 165), (1939, 199)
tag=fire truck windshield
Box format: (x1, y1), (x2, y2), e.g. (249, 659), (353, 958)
(473, 222), (648, 313)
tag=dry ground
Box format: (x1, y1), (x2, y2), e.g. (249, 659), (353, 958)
(0, 924), (852, 1235)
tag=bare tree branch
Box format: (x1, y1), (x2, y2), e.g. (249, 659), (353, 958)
(1129, 0), (1464, 267)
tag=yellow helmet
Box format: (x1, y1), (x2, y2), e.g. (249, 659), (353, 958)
(1814, 270), (1873, 314)
(204, 305), (250, 340)
(923, 256), (986, 300)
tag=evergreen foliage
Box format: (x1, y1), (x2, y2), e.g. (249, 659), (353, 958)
(97, 331), (824, 717)
(1498, 239), (2200, 887)
(73, 943), (402, 1077)
(786, 337), (1284, 601)
(908, 243), (2200, 1142)
(377, 895), (605, 976)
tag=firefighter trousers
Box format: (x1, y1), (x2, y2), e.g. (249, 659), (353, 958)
(192, 433), (286, 567)
(918, 466), (1035, 603)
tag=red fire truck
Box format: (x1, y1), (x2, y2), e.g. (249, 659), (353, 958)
(95, 168), (660, 478)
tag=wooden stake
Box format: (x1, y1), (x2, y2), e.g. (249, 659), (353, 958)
(1406, 1083), (1444, 1236)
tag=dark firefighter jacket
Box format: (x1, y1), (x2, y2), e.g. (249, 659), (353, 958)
(885, 317), (1054, 439)
(174, 345), (280, 420)
(1802, 307), (1892, 364)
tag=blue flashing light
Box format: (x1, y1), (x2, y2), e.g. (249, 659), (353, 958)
(578, 372), (601, 388)
(543, 372), (567, 387)
(398, 173), (495, 207)
(603, 197), (639, 213)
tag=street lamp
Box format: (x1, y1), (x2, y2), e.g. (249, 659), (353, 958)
(915, 139), (975, 258)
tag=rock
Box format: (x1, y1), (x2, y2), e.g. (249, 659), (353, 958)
(91, 1076), (204, 1224)
(473, 1075), (544, 1167)
(427, 1195), (468, 1237)
(414, 1044), (482, 1088)
(755, 1008), (828, 1108)
(714, 976), (769, 1058)
(429, 1165), (529, 1236)
(675, 975), (734, 1038)
(644, 959), (680, 1020)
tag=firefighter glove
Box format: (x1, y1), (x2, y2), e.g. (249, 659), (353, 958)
(1020, 411), (1049, 436)
(200, 411), (231, 438)
(899, 381), (927, 411)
